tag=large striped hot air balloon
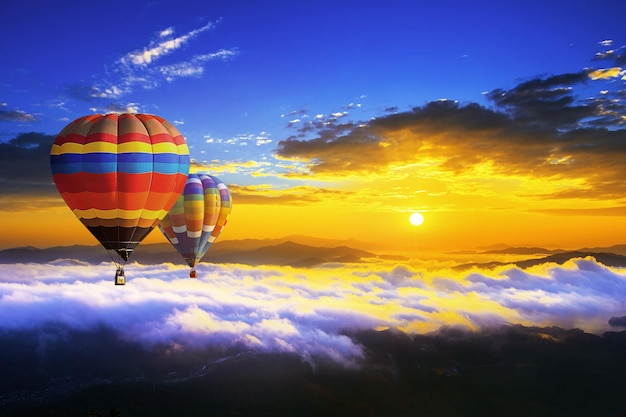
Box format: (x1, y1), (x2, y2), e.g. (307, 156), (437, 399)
(159, 173), (231, 277)
(50, 113), (190, 284)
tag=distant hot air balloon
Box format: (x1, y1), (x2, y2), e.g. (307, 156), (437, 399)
(159, 173), (232, 277)
(50, 113), (190, 284)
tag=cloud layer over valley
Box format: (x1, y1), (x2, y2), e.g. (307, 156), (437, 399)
(2, 257), (626, 369)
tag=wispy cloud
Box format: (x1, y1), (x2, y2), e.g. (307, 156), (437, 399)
(0, 103), (37, 123)
(158, 50), (238, 82)
(120, 22), (218, 67)
(112, 21), (238, 92)
(594, 39), (626, 65)
(67, 20), (238, 109)
(1, 257), (625, 366)
(228, 184), (351, 205)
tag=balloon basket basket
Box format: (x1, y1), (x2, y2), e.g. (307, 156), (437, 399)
(115, 268), (126, 286)
(189, 270), (197, 278)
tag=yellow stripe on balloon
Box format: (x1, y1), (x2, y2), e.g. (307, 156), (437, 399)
(74, 208), (97, 220)
(51, 142), (118, 154)
(116, 142), (185, 153)
(50, 142), (85, 155)
(73, 208), (168, 220)
(51, 141), (189, 155)
(116, 142), (154, 153)
(153, 142), (183, 153)
(82, 142), (118, 153)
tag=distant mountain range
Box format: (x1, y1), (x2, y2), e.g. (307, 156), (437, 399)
(478, 244), (626, 256)
(454, 250), (626, 270)
(3, 237), (626, 269)
(0, 236), (404, 268)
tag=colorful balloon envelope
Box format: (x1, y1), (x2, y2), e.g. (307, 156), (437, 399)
(50, 113), (190, 282)
(159, 173), (232, 277)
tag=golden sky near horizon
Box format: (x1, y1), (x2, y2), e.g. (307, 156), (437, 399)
(5, 106), (626, 254)
(5, 191), (626, 254)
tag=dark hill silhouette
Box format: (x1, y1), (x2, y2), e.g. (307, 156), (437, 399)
(479, 246), (566, 255)
(479, 244), (626, 257)
(202, 241), (377, 267)
(579, 244), (626, 256)
(0, 240), (384, 268)
(4, 239), (626, 269)
(0, 245), (113, 264)
(454, 251), (626, 270)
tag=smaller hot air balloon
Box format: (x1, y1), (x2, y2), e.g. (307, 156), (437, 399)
(159, 173), (232, 277)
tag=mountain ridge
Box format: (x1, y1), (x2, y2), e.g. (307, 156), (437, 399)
(0, 239), (390, 268)
(454, 250), (626, 270)
(3, 239), (626, 269)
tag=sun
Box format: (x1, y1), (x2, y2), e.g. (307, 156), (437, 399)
(409, 212), (424, 226)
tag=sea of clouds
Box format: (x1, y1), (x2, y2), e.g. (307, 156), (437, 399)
(1, 257), (626, 366)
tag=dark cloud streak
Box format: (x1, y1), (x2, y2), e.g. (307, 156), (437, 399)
(0, 133), (56, 201)
(593, 43), (626, 66)
(275, 66), (626, 199)
(0, 108), (37, 123)
(485, 71), (594, 129)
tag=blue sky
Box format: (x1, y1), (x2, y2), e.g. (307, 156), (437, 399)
(3, 0), (624, 151)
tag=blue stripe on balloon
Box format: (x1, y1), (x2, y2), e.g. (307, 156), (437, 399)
(153, 163), (184, 174)
(50, 162), (83, 175)
(81, 153), (118, 173)
(153, 153), (180, 164)
(51, 153), (190, 175)
(117, 153), (153, 162)
(50, 154), (85, 175)
(117, 161), (154, 174)
(153, 154), (188, 174)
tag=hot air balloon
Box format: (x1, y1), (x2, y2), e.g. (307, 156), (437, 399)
(50, 113), (190, 285)
(159, 173), (231, 277)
